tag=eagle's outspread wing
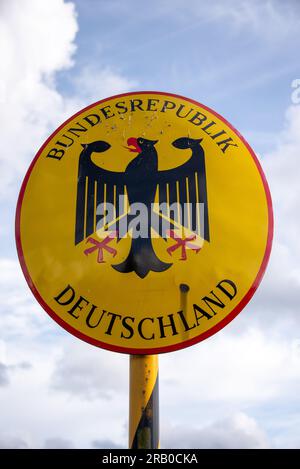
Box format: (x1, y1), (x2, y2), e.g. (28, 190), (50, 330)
(75, 141), (127, 244)
(156, 137), (209, 241)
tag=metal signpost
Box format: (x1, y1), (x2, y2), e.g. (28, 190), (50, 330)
(15, 91), (273, 449)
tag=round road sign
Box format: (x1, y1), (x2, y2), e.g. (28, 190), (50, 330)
(16, 91), (273, 354)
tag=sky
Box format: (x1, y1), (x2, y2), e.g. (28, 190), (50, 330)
(0, 0), (300, 449)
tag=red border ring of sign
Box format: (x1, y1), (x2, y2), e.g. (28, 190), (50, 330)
(15, 91), (274, 355)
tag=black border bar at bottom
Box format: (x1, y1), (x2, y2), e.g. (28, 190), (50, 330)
(0, 449), (299, 466)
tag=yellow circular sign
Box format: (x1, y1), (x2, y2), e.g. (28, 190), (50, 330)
(16, 92), (273, 354)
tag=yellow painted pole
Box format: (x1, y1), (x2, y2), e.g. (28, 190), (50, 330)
(129, 355), (159, 449)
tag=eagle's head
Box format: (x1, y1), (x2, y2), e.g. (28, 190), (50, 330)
(125, 137), (158, 153)
(81, 141), (111, 152)
(172, 137), (203, 149)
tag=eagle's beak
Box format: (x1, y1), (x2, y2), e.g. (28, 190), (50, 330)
(124, 137), (141, 153)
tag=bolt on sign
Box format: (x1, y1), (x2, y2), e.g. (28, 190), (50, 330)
(15, 92), (273, 354)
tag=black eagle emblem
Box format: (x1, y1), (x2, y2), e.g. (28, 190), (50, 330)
(75, 137), (209, 278)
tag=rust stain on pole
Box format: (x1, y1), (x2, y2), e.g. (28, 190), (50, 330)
(129, 355), (159, 449)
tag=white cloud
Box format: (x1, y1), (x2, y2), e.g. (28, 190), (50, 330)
(44, 437), (73, 449)
(92, 439), (125, 449)
(0, 436), (28, 449)
(0, 357), (31, 387)
(68, 65), (137, 106)
(0, 0), (136, 200)
(0, 0), (78, 199)
(205, 0), (299, 41)
(160, 0), (300, 42)
(265, 105), (300, 235)
(0, 259), (51, 341)
(51, 339), (128, 400)
(160, 326), (300, 411)
(163, 412), (269, 449)
(0, 331), (128, 448)
(250, 104), (300, 323)
(0, 363), (9, 386)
